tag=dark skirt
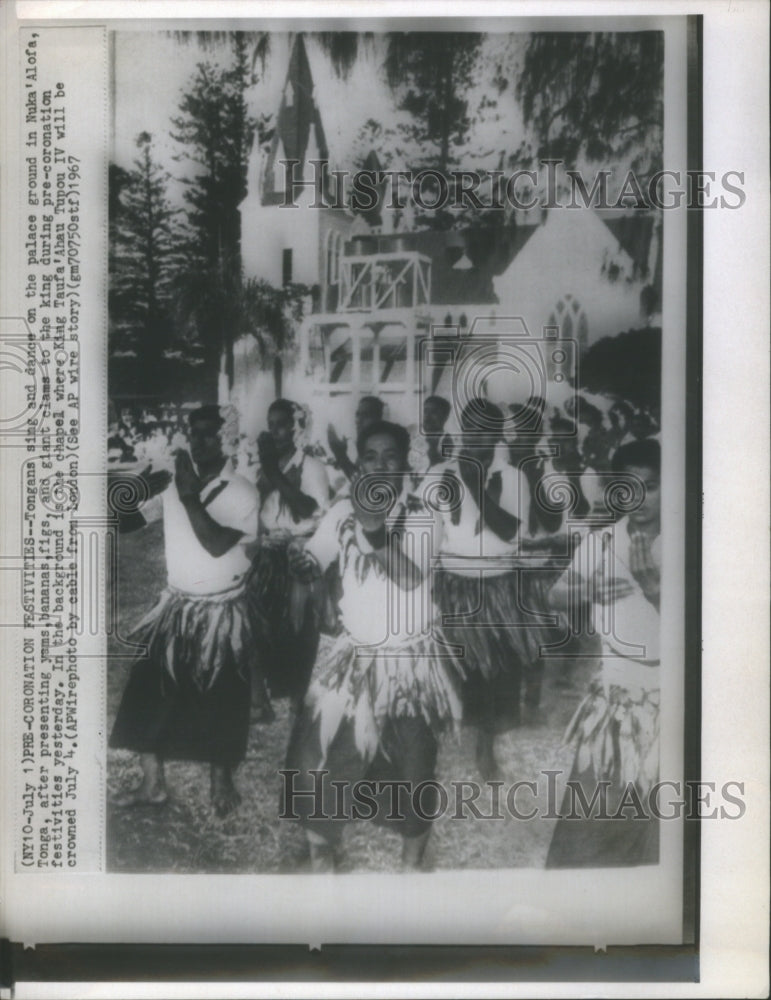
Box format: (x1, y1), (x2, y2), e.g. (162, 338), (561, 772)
(283, 709), (440, 844)
(545, 762), (660, 868)
(109, 587), (252, 765)
(247, 542), (322, 702)
(546, 673), (660, 868)
(435, 567), (556, 729)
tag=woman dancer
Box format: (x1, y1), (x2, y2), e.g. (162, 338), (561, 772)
(433, 398), (553, 778)
(283, 420), (463, 871)
(110, 406), (260, 817)
(248, 399), (330, 712)
(546, 438), (661, 867)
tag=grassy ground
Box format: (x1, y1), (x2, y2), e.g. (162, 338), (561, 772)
(106, 521), (598, 873)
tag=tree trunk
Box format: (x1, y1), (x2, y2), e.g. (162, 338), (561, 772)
(272, 355), (283, 399)
(225, 337), (235, 388)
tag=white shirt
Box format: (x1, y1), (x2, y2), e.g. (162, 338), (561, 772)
(259, 449), (329, 539)
(305, 495), (438, 647)
(435, 459), (531, 575)
(162, 459), (258, 596)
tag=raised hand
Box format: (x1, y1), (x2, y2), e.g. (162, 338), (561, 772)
(256, 431), (279, 476)
(327, 423), (348, 463)
(174, 449), (201, 502)
(287, 540), (321, 582)
(144, 466), (172, 497)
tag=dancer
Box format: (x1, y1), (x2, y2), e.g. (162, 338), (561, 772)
(249, 398), (330, 710)
(283, 419), (463, 871)
(433, 398), (552, 778)
(411, 394), (453, 488)
(546, 439), (661, 867)
(327, 395), (385, 482)
(109, 405), (260, 817)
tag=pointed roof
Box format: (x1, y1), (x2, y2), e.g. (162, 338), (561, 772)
(595, 210), (658, 280)
(261, 36), (329, 204)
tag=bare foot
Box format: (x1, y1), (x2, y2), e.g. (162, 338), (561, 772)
(111, 754), (168, 806)
(476, 730), (502, 782)
(210, 765), (241, 817)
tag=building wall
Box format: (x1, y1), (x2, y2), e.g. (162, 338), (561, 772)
(240, 178), (322, 288)
(493, 209), (646, 348)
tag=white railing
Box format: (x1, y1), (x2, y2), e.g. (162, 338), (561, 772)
(338, 252), (431, 312)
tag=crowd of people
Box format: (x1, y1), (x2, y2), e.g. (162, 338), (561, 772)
(108, 388), (662, 871)
(108, 403), (191, 468)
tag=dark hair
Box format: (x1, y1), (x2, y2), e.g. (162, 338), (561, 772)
(424, 394), (451, 421)
(577, 399), (603, 426)
(460, 397), (503, 433)
(357, 395), (385, 418)
(356, 419), (410, 459)
(189, 404), (224, 428)
(268, 398), (295, 422)
(611, 438), (661, 474)
(549, 417), (577, 436)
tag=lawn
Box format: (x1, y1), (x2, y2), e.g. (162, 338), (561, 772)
(106, 521), (598, 873)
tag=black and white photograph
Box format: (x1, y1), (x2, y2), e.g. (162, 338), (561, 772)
(105, 23), (683, 880)
(1, 0), (769, 991)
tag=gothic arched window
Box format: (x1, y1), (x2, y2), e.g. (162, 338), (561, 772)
(547, 294), (589, 350)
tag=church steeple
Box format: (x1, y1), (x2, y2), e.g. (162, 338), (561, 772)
(262, 35), (329, 203)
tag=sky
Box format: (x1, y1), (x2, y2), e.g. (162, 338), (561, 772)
(111, 29), (657, 211)
(112, 30), (529, 199)
(113, 31), (407, 194)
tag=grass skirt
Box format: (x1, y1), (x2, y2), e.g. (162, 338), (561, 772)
(109, 585), (252, 764)
(306, 631), (464, 764)
(247, 541), (323, 700)
(563, 671), (660, 796)
(546, 671), (660, 868)
(131, 584), (253, 692)
(435, 568), (556, 727)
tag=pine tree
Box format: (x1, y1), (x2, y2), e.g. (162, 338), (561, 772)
(109, 132), (180, 388)
(384, 33), (483, 171)
(170, 34), (262, 397)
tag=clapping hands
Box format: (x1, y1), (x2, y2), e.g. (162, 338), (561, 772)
(138, 464), (172, 498)
(257, 431), (280, 477)
(287, 539), (321, 582)
(174, 450), (201, 502)
(327, 423), (349, 464)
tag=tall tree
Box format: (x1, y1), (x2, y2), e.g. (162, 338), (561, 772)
(379, 33), (483, 229)
(384, 33), (483, 172)
(516, 32), (664, 183)
(170, 34), (262, 397)
(109, 133), (180, 388)
(514, 32), (664, 313)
